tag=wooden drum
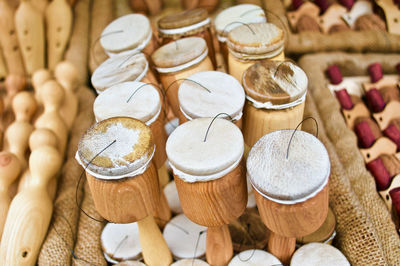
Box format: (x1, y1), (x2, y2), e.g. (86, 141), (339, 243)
(178, 71), (245, 128)
(76, 117), (172, 266)
(100, 14), (158, 58)
(242, 60), (308, 157)
(214, 4), (266, 72)
(227, 22), (285, 82)
(91, 52), (158, 94)
(158, 8), (216, 68)
(152, 37), (213, 116)
(166, 118), (247, 266)
(247, 130), (330, 264)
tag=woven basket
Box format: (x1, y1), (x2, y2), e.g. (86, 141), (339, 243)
(262, 0), (400, 54)
(299, 52), (400, 265)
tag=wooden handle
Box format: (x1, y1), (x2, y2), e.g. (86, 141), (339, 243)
(206, 224), (233, 266)
(0, 0), (25, 76)
(0, 146), (61, 264)
(0, 152), (21, 238)
(267, 231), (296, 265)
(15, 0), (45, 75)
(45, 0), (73, 70)
(137, 215), (172, 266)
(0, 189), (53, 265)
(154, 190), (171, 228)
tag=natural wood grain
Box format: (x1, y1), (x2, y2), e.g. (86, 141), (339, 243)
(0, 0), (25, 76)
(86, 161), (160, 223)
(267, 231), (296, 265)
(64, 0), (90, 85)
(15, 0), (45, 75)
(34, 80), (68, 156)
(0, 145), (62, 265)
(137, 215), (173, 266)
(3, 91), (37, 170)
(242, 101), (305, 148)
(206, 225), (233, 266)
(359, 137), (397, 164)
(174, 161), (247, 227)
(0, 152), (21, 239)
(55, 61), (79, 130)
(254, 184), (329, 263)
(32, 0), (48, 14)
(159, 56), (213, 116)
(45, 0), (73, 70)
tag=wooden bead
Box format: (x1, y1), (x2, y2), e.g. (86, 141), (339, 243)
(0, 152), (21, 238)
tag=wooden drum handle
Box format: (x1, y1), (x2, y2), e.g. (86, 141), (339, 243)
(206, 224), (233, 266)
(267, 231), (296, 265)
(137, 215), (172, 266)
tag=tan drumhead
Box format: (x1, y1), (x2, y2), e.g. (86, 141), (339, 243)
(243, 60), (308, 105)
(228, 250), (281, 265)
(91, 53), (147, 93)
(166, 118), (243, 182)
(227, 22), (284, 57)
(214, 4), (266, 38)
(247, 130), (330, 203)
(101, 14), (152, 53)
(163, 214), (207, 259)
(291, 243), (350, 266)
(178, 71), (245, 120)
(101, 222), (141, 262)
(152, 37), (207, 69)
(94, 81), (161, 124)
(78, 117), (154, 178)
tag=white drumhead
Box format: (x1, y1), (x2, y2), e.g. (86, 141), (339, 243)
(291, 243), (350, 266)
(228, 250), (281, 265)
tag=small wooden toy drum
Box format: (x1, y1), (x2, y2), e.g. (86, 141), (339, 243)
(228, 250), (281, 266)
(91, 52), (157, 94)
(242, 60), (308, 156)
(152, 37), (213, 116)
(214, 4), (266, 72)
(158, 8), (216, 68)
(76, 117), (172, 266)
(227, 22), (285, 82)
(178, 71), (245, 128)
(247, 130), (330, 264)
(100, 14), (158, 57)
(166, 118), (247, 266)
(93, 81), (169, 187)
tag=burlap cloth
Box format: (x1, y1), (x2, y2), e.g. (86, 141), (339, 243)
(38, 87), (106, 265)
(299, 53), (400, 265)
(261, 0), (400, 54)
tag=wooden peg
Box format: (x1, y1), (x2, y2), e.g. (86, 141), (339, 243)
(0, 0), (25, 76)
(15, 0), (45, 75)
(363, 77), (399, 92)
(379, 174), (400, 212)
(287, 2), (320, 29)
(206, 225), (233, 266)
(287, 2), (320, 30)
(54, 61), (79, 129)
(342, 102), (370, 129)
(45, 0), (72, 70)
(0, 152), (21, 239)
(0, 145), (62, 265)
(18, 128), (59, 199)
(3, 74), (26, 110)
(360, 137), (397, 163)
(318, 4), (348, 33)
(376, 0), (400, 35)
(32, 0), (48, 14)
(3, 92), (37, 170)
(373, 101), (400, 130)
(34, 80), (68, 156)
(341, 0), (373, 28)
